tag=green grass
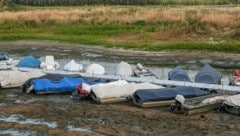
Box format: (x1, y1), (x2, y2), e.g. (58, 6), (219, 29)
(1, 19), (240, 53)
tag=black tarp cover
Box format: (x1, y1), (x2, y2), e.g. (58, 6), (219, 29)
(195, 63), (222, 84)
(168, 66), (191, 82)
(133, 86), (210, 102)
(22, 74), (80, 92)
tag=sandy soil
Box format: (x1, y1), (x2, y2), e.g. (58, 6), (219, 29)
(0, 40), (240, 136)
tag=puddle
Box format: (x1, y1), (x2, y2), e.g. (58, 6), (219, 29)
(67, 125), (99, 135)
(0, 129), (47, 136)
(6, 94), (17, 98)
(67, 125), (92, 132)
(0, 115), (58, 128)
(0, 103), (6, 107)
(82, 52), (102, 58)
(14, 99), (36, 104)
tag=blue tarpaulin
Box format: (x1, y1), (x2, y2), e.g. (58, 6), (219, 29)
(17, 55), (41, 68)
(0, 52), (8, 61)
(195, 63), (222, 84)
(168, 66), (191, 82)
(133, 86), (210, 102)
(33, 77), (101, 93)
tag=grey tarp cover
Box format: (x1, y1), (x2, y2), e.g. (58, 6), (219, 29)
(168, 66), (191, 81)
(133, 86), (210, 102)
(195, 63), (222, 84)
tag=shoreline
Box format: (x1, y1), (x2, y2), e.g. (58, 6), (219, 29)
(0, 40), (240, 68)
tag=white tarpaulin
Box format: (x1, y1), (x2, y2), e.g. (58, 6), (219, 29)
(64, 60), (83, 72)
(0, 70), (45, 88)
(40, 56), (59, 70)
(116, 61), (133, 76)
(224, 94), (240, 107)
(202, 95), (228, 104)
(85, 63), (105, 75)
(91, 82), (163, 101)
(79, 80), (127, 93)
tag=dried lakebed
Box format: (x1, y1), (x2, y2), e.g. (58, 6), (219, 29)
(0, 40), (240, 135)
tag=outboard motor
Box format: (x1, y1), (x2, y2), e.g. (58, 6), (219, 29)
(170, 95), (185, 112)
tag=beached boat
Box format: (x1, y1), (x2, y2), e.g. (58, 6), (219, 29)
(0, 70), (45, 88)
(40, 55), (60, 70)
(13, 67), (240, 93)
(133, 63), (157, 78)
(168, 66), (191, 82)
(23, 74), (102, 94)
(170, 95), (227, 115)
(17, 55), (41, 68)
(91, 80), (163, 104)
(0, 52), (8, 61)
(219, 94), (240, 115)
(132, 86), (210, 108)
(195, 63), (222, 84)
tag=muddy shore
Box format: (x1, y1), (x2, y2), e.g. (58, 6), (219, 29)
(0, 40), (240, 136)
(1, 40), (240, 68)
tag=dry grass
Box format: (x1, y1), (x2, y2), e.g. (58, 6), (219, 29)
(0, 6), (240, 28)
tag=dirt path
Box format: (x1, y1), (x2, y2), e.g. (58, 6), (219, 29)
(1, 40), (240, 67)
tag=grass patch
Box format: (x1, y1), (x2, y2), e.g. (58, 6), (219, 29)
(1, 5), (240, 53)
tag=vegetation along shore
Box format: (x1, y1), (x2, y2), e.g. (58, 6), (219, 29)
(0, 4), (240, 53)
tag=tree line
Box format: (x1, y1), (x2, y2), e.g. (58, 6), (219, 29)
(2, 0), (240, 6)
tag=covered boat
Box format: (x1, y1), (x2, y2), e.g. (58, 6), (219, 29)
(22, 74), (80, 93)
(220, 94), (240, 115)
(30, 75), (101, 94)
(168, 66), (191, 82)
(17, 55), (41, 68)
(0, 52), (8, 61)
(85, 63), (105, 75)
(0, 70), (45, 88)
(195, 63), (222, 84)
(133, 86), (210, 107)
(40, 56), (59, 70)
(116, 61), (133, 76)
(91, 81), (163, 104)
(64, 59), (83, 72)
